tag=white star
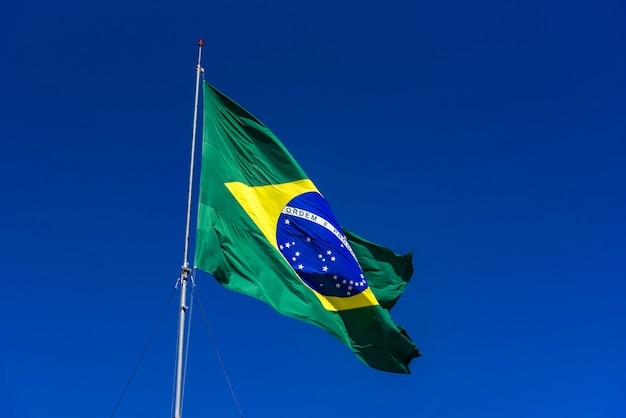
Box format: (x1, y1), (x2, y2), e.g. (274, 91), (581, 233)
(348, 285), (353, 290)
(342, 280), (347, 284)
(298, 264), (304, 270)
(306, 237), (312, 242)
(360, 274), (364, 279)
(326, 250), (332, 255)
(346, 291), (351, 296)
(322, 266), (328, 272)
(349, 280), (354, 285)
(292, 257), (296, 261)
(292, 242), (295, 245)
(295, 251), (300, 256)
(336, 283), (341, 288)
(320, 283), (324, 287)
(285, 219), (290, 225)
(318, 254), (323, 259)
(331, 256), (336, 262)
(285, 242), (291, 248)
(279, 245), (284, 250)
(322, 258), (326, 262)
(333, 275), (338, 280)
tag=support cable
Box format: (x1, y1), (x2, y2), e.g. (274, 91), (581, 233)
(194, 283), (245, 418)
(110, 286), (177, 418)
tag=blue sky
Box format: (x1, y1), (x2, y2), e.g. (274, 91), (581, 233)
(1, 1), (625, 417)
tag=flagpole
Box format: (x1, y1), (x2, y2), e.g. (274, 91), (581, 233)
(174, 39), (203, 418)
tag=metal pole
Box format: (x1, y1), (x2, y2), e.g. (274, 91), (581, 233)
(174, 39), (203, 418)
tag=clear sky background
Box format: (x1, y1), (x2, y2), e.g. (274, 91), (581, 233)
(1, 1), (625, 417)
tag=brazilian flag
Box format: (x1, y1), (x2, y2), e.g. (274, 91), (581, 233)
(195, 82), (420, 373)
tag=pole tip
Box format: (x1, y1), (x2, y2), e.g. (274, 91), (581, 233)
(198, 39), (204, 47)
